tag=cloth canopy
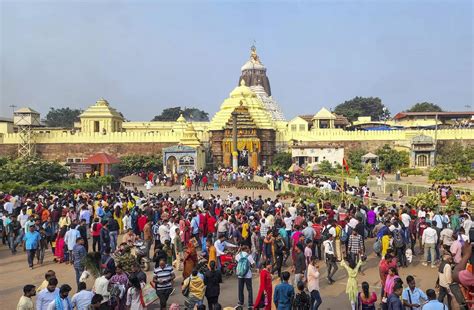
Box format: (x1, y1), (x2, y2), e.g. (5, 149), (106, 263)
(120, 175), (146, 184)
(361, 152), (378, 160)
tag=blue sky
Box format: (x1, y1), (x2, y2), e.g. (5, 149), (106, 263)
(1, 0), (472, 121)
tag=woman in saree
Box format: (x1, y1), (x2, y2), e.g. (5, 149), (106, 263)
(109, 264), (129, 310)
(254, 260), (273, 310)
(114, 205), (123, 233)
(183, 239), (198, 280)
(54, 226), (67, 263)
(340, 257), (363, 310)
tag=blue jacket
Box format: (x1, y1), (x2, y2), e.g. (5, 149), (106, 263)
(273, 282), (294, 310)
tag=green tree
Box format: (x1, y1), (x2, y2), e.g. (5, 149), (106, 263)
(375, 144), (409, 172)
(151, 107), (209, 121)
(318, 160), (336, 174)
(437, 142), (473, 177)
(0, 157), (67, 185)
(347, 148), (366, 172)
(45, 107), (82, 127)
(118, 155), (163, 175)
(334, 96), (390, 122)
(271, 152), (292, 171)
(406, 102), (443, 112)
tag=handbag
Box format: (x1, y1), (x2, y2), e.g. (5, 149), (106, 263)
(257, 292), (266, 308)
(141, 283), (159, 306)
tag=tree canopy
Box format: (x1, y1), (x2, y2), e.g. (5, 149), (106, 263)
(45, 107), (82, 128)
(333, 96), (390, 122)
(375, 144), (409, 172)
(406, 102), (443, 112)
(437, 142), (474, 177)
(347, 148), (366, 172)
(117, 155), (163, 175)
(271, 152), (292, 171)
(151, 107), (209, 122)
(0, 157), (67, 185)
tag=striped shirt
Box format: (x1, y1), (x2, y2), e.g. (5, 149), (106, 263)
(153, 265), (175, 290)
(348, 234), (363, 254)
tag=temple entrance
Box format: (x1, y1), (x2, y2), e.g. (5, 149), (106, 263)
(416, 153), (429, 167)
(238, 148), (249, 167)
(166, 156), (177, 174)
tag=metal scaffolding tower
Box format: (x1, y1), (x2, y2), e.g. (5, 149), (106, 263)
(13, 108), (41, 158)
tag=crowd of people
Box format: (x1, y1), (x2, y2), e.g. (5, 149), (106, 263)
(1, 170), (473, 310)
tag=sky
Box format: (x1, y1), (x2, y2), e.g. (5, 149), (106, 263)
(1, 0), (472, 121)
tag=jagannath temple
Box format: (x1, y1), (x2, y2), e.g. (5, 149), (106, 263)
(0, 46), (473, 174)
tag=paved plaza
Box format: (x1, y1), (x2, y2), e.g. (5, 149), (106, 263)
(0, 232), (439, 309)
(0, 184), (443, 309)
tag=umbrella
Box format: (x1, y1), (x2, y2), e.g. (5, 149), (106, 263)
(120, 175), (146, 185)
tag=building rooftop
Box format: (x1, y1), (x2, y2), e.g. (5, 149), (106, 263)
(394, 111), (474, 120)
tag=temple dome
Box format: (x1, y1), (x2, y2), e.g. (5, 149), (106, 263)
(230, 80), (256, 99)
(241, 61), (266, 71)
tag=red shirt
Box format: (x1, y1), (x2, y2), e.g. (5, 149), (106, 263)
(137, 216), (147, 232)
(418, 222), (428, 237)
(207, 215), (217, 233)
(312, 223), (323, 240)
(91, 222), (102, 237)
(199, 213), (207, 235)
(379, 258), (398, 286)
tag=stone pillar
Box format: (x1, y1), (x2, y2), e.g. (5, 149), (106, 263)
(231, 111), (238, 172)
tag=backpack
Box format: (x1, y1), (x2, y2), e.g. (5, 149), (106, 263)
(321, 226), (331, 241)
(236, 253), (250, 277)
(393, 229), (404, 248)
(340, 225), (351, 243)
(293, 292), (311, 310)
(275, 238), (285, 254)
(92, 223), (99, 232)
(373, 238), (382, 254)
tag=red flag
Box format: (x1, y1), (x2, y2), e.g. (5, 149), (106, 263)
(342, 158), (350, 175)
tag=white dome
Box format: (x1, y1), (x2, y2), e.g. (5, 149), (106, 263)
(241, 60), (266, 71)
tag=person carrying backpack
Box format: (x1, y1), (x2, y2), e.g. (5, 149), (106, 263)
(235, 245), (255, 309)
(392, 223), (407, 267)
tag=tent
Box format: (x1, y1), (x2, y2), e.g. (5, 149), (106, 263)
(361, 152), (379, 168)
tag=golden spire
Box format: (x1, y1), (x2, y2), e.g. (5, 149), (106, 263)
(250, 45), (261, 64)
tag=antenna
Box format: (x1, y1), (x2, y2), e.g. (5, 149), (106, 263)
(9, 104), (17, 115)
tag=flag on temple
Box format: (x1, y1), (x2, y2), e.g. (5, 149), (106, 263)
(342, 158), (350, 175)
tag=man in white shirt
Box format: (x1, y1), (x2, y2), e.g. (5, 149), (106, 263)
(71, 282), (93, 310)
(348, 217), (359, 230)
(47, 284), (72, 310)
(323, 235), (338, 284)
(400, 211), (411, 229)
(463, 215), (472, 233)
(36, 278), (59, 310)
(418, 208), (426, 219)
(235, 245), (255, 308)
(92, 271), (112, 304)
(64, 224), (81, 263)
(421, 222), (438, 268)
(4, 199), (14, 214)
(169, 218), (178, 243)
(158, 220), (171, 245)
(214, 234), (238, 268)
